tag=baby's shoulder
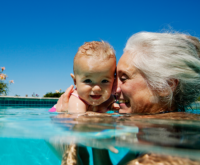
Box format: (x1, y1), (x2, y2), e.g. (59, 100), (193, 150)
(68, 91), (88, 114)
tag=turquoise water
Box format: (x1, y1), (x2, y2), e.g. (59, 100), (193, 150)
(0, 107), (200, 164)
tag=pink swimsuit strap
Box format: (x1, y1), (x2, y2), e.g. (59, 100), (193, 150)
(48, 105), (56, 112)
(71, 93), (79, 98)
(71, 93), (89, 105)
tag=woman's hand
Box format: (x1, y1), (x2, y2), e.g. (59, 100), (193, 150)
(56, 85), (74, 112)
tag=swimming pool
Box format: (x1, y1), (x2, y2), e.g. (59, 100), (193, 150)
(0, 106), (200, 164)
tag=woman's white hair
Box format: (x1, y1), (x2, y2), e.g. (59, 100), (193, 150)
(124, 32), (200, 111)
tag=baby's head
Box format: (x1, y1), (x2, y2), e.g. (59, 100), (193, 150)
(71, 41), (116, 106)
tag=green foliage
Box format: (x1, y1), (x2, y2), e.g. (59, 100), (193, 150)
(43, 92), (64, 98)
(197, 96), (200, 101)
(0, 81), (8, 95)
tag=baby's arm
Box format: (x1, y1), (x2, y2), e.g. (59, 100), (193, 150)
(68, 94), (88, 114)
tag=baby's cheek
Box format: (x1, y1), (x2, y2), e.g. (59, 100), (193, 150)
(102, 89), (112, 101)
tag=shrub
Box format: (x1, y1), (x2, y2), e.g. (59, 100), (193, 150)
(0, 82), (8, 95)
(43, 92), (64, 98)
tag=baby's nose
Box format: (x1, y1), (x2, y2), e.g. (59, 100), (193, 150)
(92, 85), (101, 92)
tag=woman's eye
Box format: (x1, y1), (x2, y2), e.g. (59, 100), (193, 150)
(84, 79), (92, 83)
(102, 80), (109, 83)
(120, 76), (127, 82)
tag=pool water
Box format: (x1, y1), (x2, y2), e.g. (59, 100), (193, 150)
(0, 107), (200, 164)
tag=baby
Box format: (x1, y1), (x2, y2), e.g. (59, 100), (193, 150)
(68, 41), (116, 114)
(48, 41), (116, 164)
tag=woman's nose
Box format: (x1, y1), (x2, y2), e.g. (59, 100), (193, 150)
(115, 78), (122, 98)
(92, 85), (101, 92)
(116, 86), (121, 93)
(117, 78), (122, 92)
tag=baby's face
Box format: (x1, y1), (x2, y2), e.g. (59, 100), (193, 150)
(73, 56), (116, 106)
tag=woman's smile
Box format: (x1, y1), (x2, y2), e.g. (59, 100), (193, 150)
(118, 99), (130, 109)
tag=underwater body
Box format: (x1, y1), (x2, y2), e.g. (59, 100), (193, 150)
(0, 106), (200, 165)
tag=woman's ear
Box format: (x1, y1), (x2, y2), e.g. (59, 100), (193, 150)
(169, 79), (179, 92)
(159, 79), (179, 96)
(70, 74), (77, 87)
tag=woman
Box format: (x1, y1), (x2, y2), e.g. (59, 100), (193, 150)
(55, 32), (200, 164)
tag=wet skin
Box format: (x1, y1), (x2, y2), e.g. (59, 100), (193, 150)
(116, 51), (166, 114)
(72, 56), (116, 106)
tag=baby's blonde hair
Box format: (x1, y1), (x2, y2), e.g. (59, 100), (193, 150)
(73, 41), (116, 74)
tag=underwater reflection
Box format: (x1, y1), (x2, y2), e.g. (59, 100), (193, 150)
(51, 112), (200, 163)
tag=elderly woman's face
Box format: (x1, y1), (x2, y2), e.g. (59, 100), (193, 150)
(117, 51), (160, 114)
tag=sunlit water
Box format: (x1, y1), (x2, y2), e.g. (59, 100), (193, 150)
(0, 107), (200, 164)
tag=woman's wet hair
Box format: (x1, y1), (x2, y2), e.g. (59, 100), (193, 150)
(124, 32), (200, 111)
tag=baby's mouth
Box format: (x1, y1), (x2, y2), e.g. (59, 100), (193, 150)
(90, 95), (102, 99)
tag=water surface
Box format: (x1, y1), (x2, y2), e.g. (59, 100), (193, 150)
(0, 107), (200, 164)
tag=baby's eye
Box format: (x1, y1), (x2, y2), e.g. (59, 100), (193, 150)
(102, 80), (109, 83)
(84, 79), (92, 83)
